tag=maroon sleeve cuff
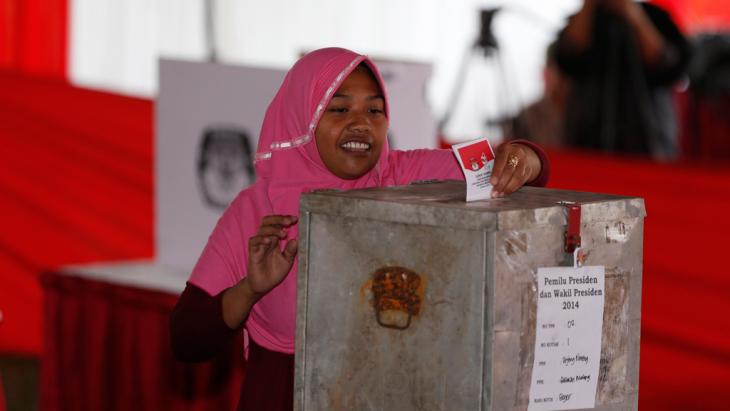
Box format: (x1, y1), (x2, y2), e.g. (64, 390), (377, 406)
(510, 139), (551, 187)
(170, 282), (238, 362)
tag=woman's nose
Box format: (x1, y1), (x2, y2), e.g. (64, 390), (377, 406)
(347, 111), (371, 133)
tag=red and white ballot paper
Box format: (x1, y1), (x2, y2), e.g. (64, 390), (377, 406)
(451, 137), (495, 201)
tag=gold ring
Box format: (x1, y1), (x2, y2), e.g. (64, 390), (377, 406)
(507, 155), (520, 169)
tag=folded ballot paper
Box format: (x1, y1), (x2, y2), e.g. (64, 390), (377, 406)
(451, 137), (495, 201)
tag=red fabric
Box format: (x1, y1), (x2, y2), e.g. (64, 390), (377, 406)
(0, 72), (153, 354)
(40, 272), (244, 411)
(684, 94), (730, 160)
(545, 148), (730, 411)
(0, 0), (67, 78)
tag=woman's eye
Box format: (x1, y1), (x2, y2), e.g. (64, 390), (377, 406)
(369, 108), (384, 114)
(328, 107), (347, 113)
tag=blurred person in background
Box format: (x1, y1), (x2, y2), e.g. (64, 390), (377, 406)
(505, 41), (571, 148)
(555, 0), (690, 159)
(684, 33), (730, 159)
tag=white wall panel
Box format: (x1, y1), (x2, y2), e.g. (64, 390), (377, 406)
(69, 0), (207, 97)
(69, 0), (580, 140)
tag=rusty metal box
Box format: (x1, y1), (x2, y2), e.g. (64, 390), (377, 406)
(295, 181), (644, 411)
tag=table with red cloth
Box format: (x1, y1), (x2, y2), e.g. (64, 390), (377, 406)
(40, 262), (244, 411)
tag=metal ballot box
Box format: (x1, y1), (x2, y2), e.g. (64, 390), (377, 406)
(294, 181), (644, 411)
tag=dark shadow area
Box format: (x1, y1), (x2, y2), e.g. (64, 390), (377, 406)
(0, 356), (39, 411)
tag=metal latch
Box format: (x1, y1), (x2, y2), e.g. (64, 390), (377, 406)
(559, 201), (581, 253)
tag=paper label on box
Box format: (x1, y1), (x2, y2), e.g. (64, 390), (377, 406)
(450, 137), (495, 201)
(528, 265), (605, 411)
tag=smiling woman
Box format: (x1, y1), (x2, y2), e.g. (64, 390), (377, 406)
(170, 47), (549, 411)
(315, 64), (388, 179)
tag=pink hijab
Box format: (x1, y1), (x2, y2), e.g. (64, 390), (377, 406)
(190, 47), (462, 354)
(256, 47), (392, 217)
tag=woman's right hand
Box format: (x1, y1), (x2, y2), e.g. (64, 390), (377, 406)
(222, 215), (299, 329)
(246, 214), (299, 296)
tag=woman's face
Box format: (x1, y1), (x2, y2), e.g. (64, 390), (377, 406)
(315, 65), (388, 179)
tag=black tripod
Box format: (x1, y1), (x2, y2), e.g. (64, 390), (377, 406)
(438, 9), (516, 143)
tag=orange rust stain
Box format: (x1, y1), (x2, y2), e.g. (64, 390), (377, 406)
(367, 266), (426, 329)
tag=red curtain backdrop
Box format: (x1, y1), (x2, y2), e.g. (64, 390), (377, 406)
(545, 149), (730, 410)
(0, 0), (67, 78)
(40, 272), (244, 411)
(0, 72), (153, 355)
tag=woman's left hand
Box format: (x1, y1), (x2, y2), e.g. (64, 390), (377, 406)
(490, 143), (542, 197)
